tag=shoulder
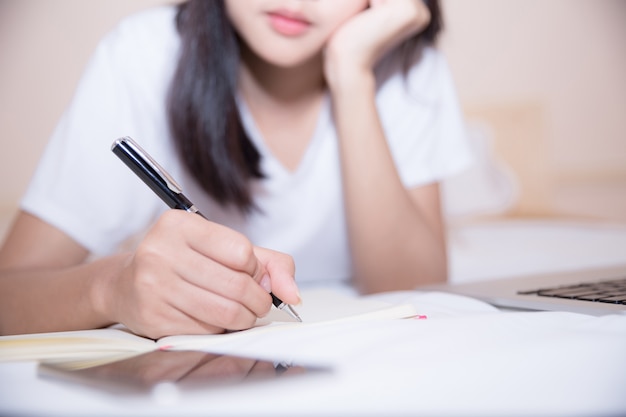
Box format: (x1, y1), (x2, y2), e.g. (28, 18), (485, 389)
(80, 5), (181, 97)
(95, 5), (180, 64)
(375, 46), (455, 105)
(110, 5), (179, 43)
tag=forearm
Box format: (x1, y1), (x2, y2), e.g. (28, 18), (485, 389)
(0, 254), (128, 335)
(330, 70), (447, 293)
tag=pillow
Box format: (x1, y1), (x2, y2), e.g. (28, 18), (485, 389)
(441, 122), (519, 222)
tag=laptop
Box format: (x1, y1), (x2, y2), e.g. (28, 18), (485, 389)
(422, 264), (626, 316)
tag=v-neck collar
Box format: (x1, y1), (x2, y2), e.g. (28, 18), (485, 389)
(236, 93), (330, 180)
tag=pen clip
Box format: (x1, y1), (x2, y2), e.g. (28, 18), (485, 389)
(114, 137), (183, 194)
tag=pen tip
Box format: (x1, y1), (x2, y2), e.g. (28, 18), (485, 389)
(285, 305), (302, 322)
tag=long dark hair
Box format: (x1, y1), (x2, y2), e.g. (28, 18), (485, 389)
(167, 0), (443, 213)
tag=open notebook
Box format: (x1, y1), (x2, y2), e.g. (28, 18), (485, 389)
(424, 264), (626, 316)
(0, 289), (417, 370)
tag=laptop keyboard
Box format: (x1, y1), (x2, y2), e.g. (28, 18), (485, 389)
(518, 277), (626, 304)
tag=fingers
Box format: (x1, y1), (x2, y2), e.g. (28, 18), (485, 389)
(121, 272), (260, 338)
(254, 247), (300, 306)
(120, 292), (226, 339)
(163, 212), (298, 309)
(156, 211), (262, 279)
(325, 0), (432, 83)
(119, 210), (296, 338)
(171, 247), (272, 318)
(166, 279), (263, 331)
(372, 0), (432, 45)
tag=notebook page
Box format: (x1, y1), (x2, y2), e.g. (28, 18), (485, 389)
(159, 289), (417, 350)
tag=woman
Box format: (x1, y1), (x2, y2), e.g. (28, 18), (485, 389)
(0, 0), (471, 337)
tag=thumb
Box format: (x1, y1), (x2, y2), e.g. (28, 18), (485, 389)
(253, 247), (300, 305)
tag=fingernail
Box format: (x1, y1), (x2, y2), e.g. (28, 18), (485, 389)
(260, 274), (272, 293)
(291, 279), (302, 305)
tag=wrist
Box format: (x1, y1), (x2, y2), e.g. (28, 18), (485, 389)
(325, 60), (376, 100)
(324, 37), (377, 92)
(88, 253), (132, 327)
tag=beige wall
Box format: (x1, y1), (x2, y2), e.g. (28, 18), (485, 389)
(1, 0), (625, 227)
(440, 0), (626, 220)
(0, 0), (167, 215)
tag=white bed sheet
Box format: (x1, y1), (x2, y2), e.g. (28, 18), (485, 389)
(2, 290), (625, 417)
(448, 218), (626, 283)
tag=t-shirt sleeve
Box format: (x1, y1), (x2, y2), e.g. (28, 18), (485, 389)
(376, 47), (474, 189)
(20, 9), (177, 255)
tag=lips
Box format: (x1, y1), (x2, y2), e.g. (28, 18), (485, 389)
(267, 10), (311, 36)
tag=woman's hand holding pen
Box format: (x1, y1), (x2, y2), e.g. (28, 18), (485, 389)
(323, 0), (431, 87)
(99, 210), (299, 340)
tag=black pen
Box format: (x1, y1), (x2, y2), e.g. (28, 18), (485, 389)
(111, 136), (302, 322)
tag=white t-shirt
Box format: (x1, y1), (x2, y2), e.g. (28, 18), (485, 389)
(22, 6), (472, 287)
